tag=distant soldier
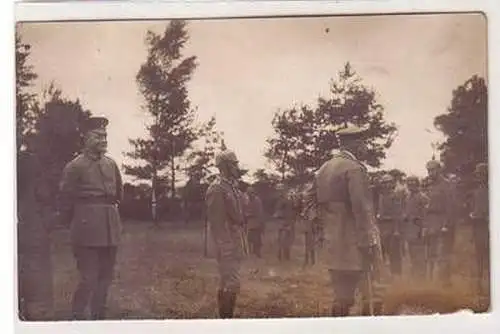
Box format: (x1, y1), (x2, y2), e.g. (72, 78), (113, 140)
(58, 116), (123, 320)
(313, 125), (385, 316)
(205, 150), (247, 318)
(469, 162), (489, 293)
(274, 185), (296, 261)
(402, 176), (429, 279)
(423, 160), (454, 284)
(245, 185), (265, 258)
(301, 181), (321, 266)
(376, 174), (405, 277)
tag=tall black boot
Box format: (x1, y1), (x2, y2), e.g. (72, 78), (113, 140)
(217, 290), (236, 319)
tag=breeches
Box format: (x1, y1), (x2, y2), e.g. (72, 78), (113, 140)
(380, 235), (403, 274)
(72, 246), (117, 318)
(217, 253), (241, 293)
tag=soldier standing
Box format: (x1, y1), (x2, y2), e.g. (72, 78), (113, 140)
(205, 150), (246, 318)
(423, 160), (454, 284)
(312, 125), (384, 316)
(469, 162), (489, 293)
(301, 181), (320, 266)
(274, 185), (296, 261)
(245, 185), (265, 258)
(58, 116), (123, 320)
(402, 176), (429, 279)
(376, 174), (405, 277)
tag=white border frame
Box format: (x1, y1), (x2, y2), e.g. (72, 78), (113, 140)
(6, 1), (500, 334)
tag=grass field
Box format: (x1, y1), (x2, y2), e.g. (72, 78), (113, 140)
(48, 219), (489, 320)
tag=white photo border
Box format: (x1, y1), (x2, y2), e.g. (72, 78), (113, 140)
(4, 1), (500, 334)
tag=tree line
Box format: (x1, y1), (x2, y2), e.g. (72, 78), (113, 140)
(16, 20), (488, 223)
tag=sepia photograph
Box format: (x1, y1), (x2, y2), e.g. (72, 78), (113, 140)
(15, 11), (490, 322)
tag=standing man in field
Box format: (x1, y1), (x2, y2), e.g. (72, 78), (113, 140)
(402, 176), (429, 279)
(274, 184), (296, 261)
(58, 116), (123, 320)
(205, 150), (246, 318)
(376, 174), (405, 278)
(245, 185), (266, 258)
(469, 162), (489, 294)
(423, 160), (454, 284)
(312, 124), (384, 316)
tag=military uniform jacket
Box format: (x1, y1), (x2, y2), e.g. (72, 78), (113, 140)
(273, 193), (296, 231)
(377, 190), (405, 237)
(402, 191), (429, 241)
(424, 176), (453, 234)
(314, 150), (379, 271)
(59, 151), (123, 247)
(206, 176), (246, 261)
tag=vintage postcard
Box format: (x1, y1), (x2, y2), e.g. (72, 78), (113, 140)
(12, 1), (498, 334)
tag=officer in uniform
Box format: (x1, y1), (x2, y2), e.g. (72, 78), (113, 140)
(376, 174), (405, 277)
(274, 184), (296, 261)
(245, 185), (265, 258)
(469, 162), (489, 293)
(312, 124), (384, 316)
(402, 176), (429, 279)
(58, 116), (123, 320)
(423, 160), (454, 284)
(301, 181), (320, 266)
(205, 150), (246, 318)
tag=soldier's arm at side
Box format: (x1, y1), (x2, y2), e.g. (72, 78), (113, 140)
(113, 161), (124, 204)
(206, 184), (227, 234)
(347, 167), (379, 248)
(58, 160), (80, 226)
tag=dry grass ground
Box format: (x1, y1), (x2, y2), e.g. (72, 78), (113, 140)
(48, 220), (489, 320)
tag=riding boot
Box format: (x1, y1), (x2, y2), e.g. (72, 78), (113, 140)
(331, 301), (352, 317)
(218, 290), (235, 319)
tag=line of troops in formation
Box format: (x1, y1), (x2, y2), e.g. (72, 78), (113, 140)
(22, 117), (486, 320)
(206, 125), (489, 319)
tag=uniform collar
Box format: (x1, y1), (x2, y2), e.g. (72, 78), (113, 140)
(334, 149), (366, 171)
(83, 149), (103, 161)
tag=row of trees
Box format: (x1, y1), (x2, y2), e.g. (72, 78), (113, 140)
(17, 19), (488, 221)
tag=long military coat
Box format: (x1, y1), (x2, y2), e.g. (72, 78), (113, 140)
(59, 151), (123, 247)
(314, 150), (380, 271)
(423, 175), (453, 235)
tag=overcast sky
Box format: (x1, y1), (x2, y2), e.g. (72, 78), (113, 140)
(18, 13), (487, 182)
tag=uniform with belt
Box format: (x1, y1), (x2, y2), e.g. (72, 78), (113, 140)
(376, 175), (405, 277)
(59, 116), (123, 320)
(245, 190), (265, 257)
(314, 142), (384, 316)
(423, 160), (454, 283)
(274, 190), (296, 261)
(205, 150), (246, 318)
(402, 176), (429, 279)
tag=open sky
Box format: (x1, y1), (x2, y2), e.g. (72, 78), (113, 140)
(18, 13), (487, 182)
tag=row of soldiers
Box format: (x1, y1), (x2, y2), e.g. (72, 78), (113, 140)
(206, 124), (490, 318)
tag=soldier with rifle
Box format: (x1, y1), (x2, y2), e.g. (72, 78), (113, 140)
(312, 124), (385, 316)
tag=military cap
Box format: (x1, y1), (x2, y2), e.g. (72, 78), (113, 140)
(474, 162), (488, 174)
(406, 175), (420, 183)
(214, 150), (238, 167)
(336, 124), (369, 139)
(380, 174), (394, 183)
(82, 116), (109, 134)
(426, 160), (441, 170)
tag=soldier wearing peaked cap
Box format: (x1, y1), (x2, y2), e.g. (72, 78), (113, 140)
(423, 159), (455, 284)
(205, 149), (247, 318)
(58, 116), (123, 320)
(310, 124), (386, 316)
(470, 162), (490, 294)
